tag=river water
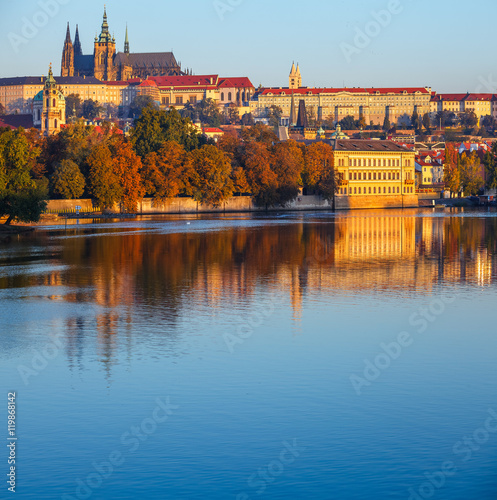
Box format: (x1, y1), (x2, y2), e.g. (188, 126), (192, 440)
(1, 209), (496, 500)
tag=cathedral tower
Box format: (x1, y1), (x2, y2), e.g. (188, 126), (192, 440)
(93, 7), (117, 81)
(74, 24), (83, 57)
(61, 23), (74, 77)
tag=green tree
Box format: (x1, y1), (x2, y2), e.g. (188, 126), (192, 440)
(82, 99), (104, 120)
(411, 109), (421, 134)
(189, 145), (234, 207)
(0, 128), (47, 224)
(129, 95), (158, 119)
(132, 106), (202, 157)
(382, 116), (391, 132)
(65, 94), (82, 121)
(241, 113), (255, 126)
(50, 159), (85, 199)
(0, 103), (5, 116)
(339, 115), (356, 130)
(267, 105), (283, 128)
(422, 113), (432, 134)
(240, 123), (279, 145)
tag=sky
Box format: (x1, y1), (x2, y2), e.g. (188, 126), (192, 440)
(0, 0), (495, 93)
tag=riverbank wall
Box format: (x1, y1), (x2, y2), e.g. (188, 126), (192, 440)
(45, 194), (419, 214)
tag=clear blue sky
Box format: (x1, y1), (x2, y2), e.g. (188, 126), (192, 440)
(0, 0), (495, 93)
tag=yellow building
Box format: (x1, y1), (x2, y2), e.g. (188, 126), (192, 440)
(430, 93), (494, 125)
(0, 75), (108, 114)
(331, 139), (417, 208)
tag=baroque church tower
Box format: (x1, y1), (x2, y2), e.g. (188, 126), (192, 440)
(61, 23), (74, 77)
(93, 7), (117, 81)
(289, 62), (302, 90)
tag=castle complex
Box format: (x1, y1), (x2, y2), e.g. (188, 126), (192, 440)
(61, 7), (183, 81)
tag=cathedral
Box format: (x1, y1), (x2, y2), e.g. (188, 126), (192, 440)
(61, 7), (184, 82)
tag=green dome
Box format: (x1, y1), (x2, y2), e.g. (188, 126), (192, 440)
(33, 90), (43, 101)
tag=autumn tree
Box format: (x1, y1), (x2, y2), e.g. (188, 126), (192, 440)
(269, 140), (304, 205)
(303, 142), (338, 199)
(240, 141), (277, 201)
(50, 159), (85, 199)
(188, 145), (234, 207)
(443, 144), (461, 196)
(110, 139), (144, 212)
(460, 151), (484, 195)
(86, 143), (121, 209)
(484, 142), (497, 192)
(240, 123), (279, 146)
(141, 141), (190, 201)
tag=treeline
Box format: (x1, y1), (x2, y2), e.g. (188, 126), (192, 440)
(0, 106), (339, 222)
(444, 144), (488, 196)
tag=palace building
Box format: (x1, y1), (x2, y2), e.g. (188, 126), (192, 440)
(251, 64), (432, 127)
(61, 7), (184, 81)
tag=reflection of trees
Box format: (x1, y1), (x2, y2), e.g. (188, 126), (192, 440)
(2, 214), (497, 370)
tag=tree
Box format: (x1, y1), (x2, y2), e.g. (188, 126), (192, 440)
(82, 99), (104, 120)
(460, 152), (484, 195)
(269, 140), (304, 205)
(303, 142), (337, 199)
(65, 94), (82, 121)
(129, 95), (158, 119)
(422, 113), (432, 134)
(339, 115), (356, 130)
(484, 142), (497, 192)
(382, 116), (391, 132)
(267, 105), (283, 128)
(240, 141), (277, 199)
(443, 144), (460, 196)
(132, 106), (202, 157)
(225, 104), (240, 125)
(188, 145), (234, 207)
(86, 143), (121, 209)
(50, 159), (85, 199)
(411, 109), (421, 134)
(110, 139), (144, 212)
(357, 114), (367, 130)
(241, 113), (255, 126)
(0, 103), (6, 116)
(141, 141), (190, 201)
(240, 123), (279, 145)
(460, 111), (478, 130)
(0, 128), (47, 224)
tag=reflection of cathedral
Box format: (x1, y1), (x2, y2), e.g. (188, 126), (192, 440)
(61, 7), (183, 81)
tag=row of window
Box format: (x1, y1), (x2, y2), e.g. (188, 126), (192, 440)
(346, 171), (413, 181)
(339, 186), (415, 195)
(337, 158), (412, 167)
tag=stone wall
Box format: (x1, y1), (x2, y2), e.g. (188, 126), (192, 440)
(46, 194), (418, 214)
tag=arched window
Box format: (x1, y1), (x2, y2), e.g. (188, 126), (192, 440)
(369, 187), (371, 194)
(54, 119), (58, 129)
(53, 98), (56, 107)
(358, 187), (361, 194)
(228, 92), (232, 101)
(344, 188), (347, 195)
(45, 118), (49, 130)
(46, 98), (49, 108)
(221, 93), (224, 101)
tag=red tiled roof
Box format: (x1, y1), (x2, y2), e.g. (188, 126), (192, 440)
(138, 80), (157, 87)
(150, 75), (219, 87)
(259, 87), (430, 96)
(465, 93), (494, 101)
(218, 77), (254, 88)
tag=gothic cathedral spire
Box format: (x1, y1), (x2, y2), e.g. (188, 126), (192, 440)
(61, 22), (74, 77)
(124, 24), (129, 54)
(74, 24), (82, 57)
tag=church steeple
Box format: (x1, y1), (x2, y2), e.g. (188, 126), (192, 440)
(74, 24), (82, 56)
(98, 5), (112, 43)
(64, 22), (71, 43)
(61, 23), (74, 77)
(124, 24), (129, 54)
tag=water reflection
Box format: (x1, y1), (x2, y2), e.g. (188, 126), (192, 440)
(1, 211), (497, 371)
